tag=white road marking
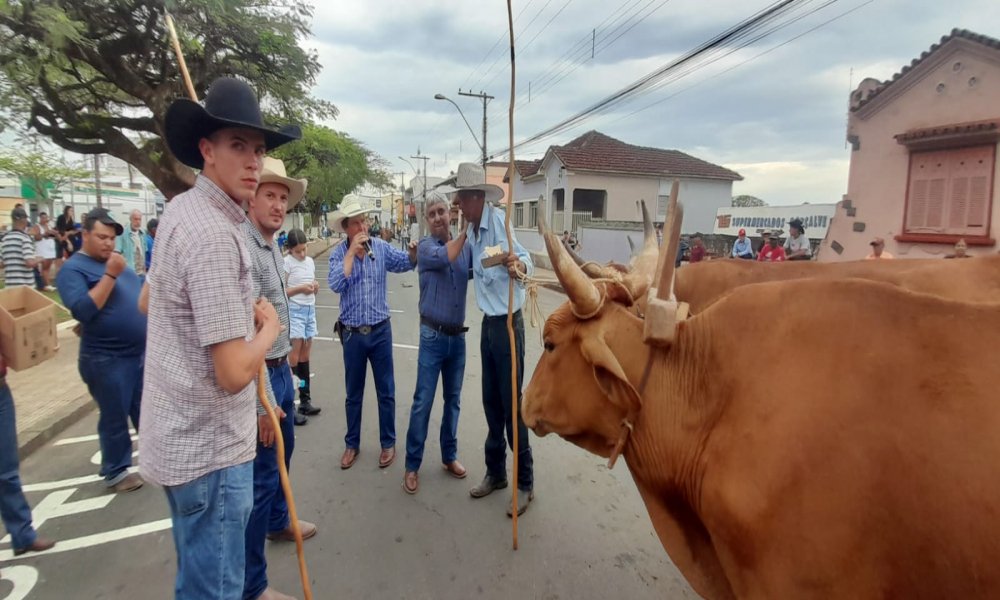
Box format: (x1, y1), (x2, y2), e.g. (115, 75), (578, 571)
(21, 468), (139, 493)
(0, 565), (38, 599)
(55, 431), (137, 446)
(0, 519), (173, 563)
(1, 488), (115, 544)
(90, 450), (138, 466)
(313, 336), (418, 350)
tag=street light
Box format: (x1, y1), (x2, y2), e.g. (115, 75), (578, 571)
(435, 91), (493, 169)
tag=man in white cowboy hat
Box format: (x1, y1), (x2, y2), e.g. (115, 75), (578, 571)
(240, 157), (317, 600)
(328, 193), (417, 470)
(440, 162), (536, 517)
(139, 76), (299, 600)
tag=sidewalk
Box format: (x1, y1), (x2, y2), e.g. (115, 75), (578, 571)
(11, 237), (337, 458)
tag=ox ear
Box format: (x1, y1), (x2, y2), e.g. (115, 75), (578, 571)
(580, 337), (642, 415)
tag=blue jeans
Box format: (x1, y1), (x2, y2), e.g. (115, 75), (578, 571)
(481, 312), (533, 490)
(164, 462), (253, 600)
(243, 363), (295, 600)
(0, 384), (37, 551)
(342, 321), (396, 450)
(405, 325), (465, 472)
(78, 352), (143, 484)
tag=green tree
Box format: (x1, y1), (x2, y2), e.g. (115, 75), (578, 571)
(270, 124), (392, 223)
(732, 195), (767, 208)
(0, 0), (336, 199)
(0, 146), (89, 214)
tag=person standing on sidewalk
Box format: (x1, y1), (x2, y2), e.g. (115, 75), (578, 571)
(283, 229), (321, 419)
(139, 77), (296, 600)
(0, 354), (56, 556)
(1, 207), (40, 289)
(56, 208), (146, 493)
(444, 162), (535, 517)
(328, 194), (417, 470)
(402, 191), (472, 494)
(114, 209), (151, 281)
(241, 157), (316, 600)
(55, 206), (80, 260)
(31, 212), (59, 291)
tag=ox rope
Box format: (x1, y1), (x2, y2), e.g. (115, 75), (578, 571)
(165, 13), (314, 600)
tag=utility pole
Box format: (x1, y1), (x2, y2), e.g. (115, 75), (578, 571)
(93, 154), (103, 208)
(411, 148), (430, 237)
(393, 171), (405, 232)
(458, 90), (494, 169)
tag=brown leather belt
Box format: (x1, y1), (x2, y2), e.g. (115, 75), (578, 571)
(265, 356), (287, 368)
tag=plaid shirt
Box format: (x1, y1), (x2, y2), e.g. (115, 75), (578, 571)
(417, 236), (473, 329)
(140, 176), (263, 487)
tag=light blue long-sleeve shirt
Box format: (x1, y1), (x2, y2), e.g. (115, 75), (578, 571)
(467, 203), (533, 317)
(732, 237), (754, 258)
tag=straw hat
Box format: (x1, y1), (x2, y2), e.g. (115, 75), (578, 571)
(258, 157), (307, 210)
(331, 194), (378, 233)
(436, 162), (504, 204)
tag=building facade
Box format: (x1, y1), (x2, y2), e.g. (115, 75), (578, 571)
(820, 29), (1000, 261)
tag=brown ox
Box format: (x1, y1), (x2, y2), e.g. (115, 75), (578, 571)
(522, 213), (1000, 599)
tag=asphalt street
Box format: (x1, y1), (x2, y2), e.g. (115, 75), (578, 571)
(0, 247), (694, 600)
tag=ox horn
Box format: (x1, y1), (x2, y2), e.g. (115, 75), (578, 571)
(564, 239), (604, 279)
(653, 180), (681, 295)
(627, 235), (637, 257)
(618, 199), (659, 302)
(538, 210), (603, 318)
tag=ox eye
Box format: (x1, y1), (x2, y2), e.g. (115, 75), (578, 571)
(544, 340), (555, 352)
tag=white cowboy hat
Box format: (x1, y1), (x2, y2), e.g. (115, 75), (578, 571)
(331, 194), (378, 233)
(258, 157), (307, 210)
(436, 162), (504, 204)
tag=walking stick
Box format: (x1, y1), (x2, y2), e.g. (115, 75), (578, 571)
(504, 0), (520, 551)
(164, 12), (313, 600)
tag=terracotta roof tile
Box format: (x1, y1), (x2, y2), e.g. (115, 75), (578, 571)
(895, 119), (1000, 143)
(853, 29), (1000, 111)
(548, 131), (742, 181)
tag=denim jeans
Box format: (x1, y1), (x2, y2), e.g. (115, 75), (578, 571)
(342, 322), (396, 450)
(405, 325), (466, 472)
(78, 352), (143, 484)
(481, 312), (533, 490)
(0, 384), (37, 551)
(164, 461), (253, 600)
(243, 363), (296, 600)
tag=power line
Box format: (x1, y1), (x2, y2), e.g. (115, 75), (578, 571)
(479, 0), (579, 91)
(489, 0), (822, 155)
(468, 0), (557, 93)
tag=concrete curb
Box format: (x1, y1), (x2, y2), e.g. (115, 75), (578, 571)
(18, 392), (95, 460)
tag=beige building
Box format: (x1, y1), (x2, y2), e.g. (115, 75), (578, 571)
(821, 29), (1000, 261)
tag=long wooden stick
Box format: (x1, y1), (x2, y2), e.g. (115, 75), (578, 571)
(504, 0), (519, 551)
(164, 12), (313, 600)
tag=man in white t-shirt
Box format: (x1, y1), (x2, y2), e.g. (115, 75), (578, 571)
(783, 218), (811, 261)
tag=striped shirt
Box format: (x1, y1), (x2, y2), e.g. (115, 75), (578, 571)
(417, 236), (472, 329)
(328, 236), (414, 327)
(140, 175), (262, 487)
(1, 229), (37, 287)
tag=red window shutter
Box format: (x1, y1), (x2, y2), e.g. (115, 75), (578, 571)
(926, 178), (946, 228)
(969, 176), (989, 227)
(908, 179), (928, 228)
(906, 151), (950, 231)
(905, 145), (995, 236)
(949, 177), (969, 229)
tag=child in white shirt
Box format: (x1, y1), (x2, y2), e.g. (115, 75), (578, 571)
(284, 229), (320, 416)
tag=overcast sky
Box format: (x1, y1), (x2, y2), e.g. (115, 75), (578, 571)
(308, 0), (995, 205)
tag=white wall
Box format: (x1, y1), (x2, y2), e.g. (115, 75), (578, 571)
(576, 226), (642, 266)
(657, 178), (734, 234)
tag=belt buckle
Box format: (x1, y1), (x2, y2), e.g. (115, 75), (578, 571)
(360, 325), (372, 335)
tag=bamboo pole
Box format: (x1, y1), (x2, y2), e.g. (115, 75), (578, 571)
(504, 0), (519, 551)
(164, 11), (313, 599)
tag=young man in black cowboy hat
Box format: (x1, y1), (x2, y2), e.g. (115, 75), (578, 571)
(138, 76), (299, 600)
(784, 218), (812, 261)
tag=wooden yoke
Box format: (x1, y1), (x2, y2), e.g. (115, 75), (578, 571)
(643, 180), (687, 346)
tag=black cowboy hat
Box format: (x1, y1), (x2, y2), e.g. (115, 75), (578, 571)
(165, 77), (301, 170)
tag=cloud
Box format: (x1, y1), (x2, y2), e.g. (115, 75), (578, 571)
(303, 0), (995, 206)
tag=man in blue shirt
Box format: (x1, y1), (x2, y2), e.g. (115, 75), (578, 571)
(56, 208), (146, 493)
(443, 162), (536, 517)
(402, 191), (473, 494)
(732, 228), (754, 259)
(328, 194), (416, 470)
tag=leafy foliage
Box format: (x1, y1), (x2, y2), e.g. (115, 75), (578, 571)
(0, 0), (336, 198)
(270, 124), (392, 220)
(0, 145), (90, 211)
(732, 195), (767, 207)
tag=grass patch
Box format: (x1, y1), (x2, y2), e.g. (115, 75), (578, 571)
(0, 281), (73, 324)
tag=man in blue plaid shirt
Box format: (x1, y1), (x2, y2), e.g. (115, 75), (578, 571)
(328, 194), (416, 470)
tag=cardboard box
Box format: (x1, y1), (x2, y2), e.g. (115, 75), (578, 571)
(0, 286), (58, 371)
